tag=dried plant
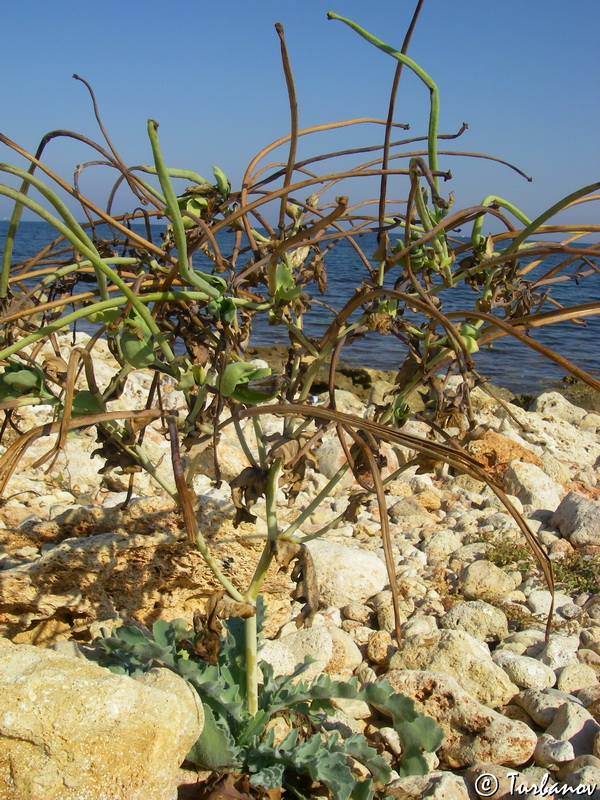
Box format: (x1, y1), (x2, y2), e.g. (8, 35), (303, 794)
(1, 6), (599, 792)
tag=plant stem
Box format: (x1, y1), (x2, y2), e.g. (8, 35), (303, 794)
(244, 611), (259, 716)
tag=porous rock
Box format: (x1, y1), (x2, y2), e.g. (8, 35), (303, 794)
(513, 687), (583, 728)
(387, 630), (518, 708)
(530, 391), (587, 426)
(459, 559), (516, 603)
(0, 638), (203, 800)
(386, 771), (470, 799)
(0, 500), (291, 641)
(259, 626), (334, 682)
(492, 650), (556, 690)
(304, 539), (387, 607)
(386, 670), (537, 768)
(545, 700), (600, 759)
(503, 460), (563, 511)
(551, 491), (600, 548)
(439, 600), (509, 642)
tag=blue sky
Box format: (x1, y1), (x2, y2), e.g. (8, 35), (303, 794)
(1, 0), (598, 234)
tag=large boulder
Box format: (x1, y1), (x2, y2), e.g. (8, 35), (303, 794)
(0, 638), (203, 800)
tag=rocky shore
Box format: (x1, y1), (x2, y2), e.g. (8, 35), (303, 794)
(1, 333), (599, 799)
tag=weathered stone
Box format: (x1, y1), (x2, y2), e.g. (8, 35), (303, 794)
(0, 638), (203, 800)
(439, 600), (509, 642)
(526, 589), (575, 617)
(545, 700), (600, 758)
(366, 629), (393, 665)
(372, 590), (415, 633)
(538, 634), (580, 671)
(388, 497), (437, 528)
(386, 670), (537, 768)
(530, 391), (587, 426)
(493, 650), (556, 690)
(557, 663), (599, 694)
(513, 688), (582, 728)
(386, 771), (470, 799)
(459, 560), (516, 603)
(327, 625), (363, 673)
(259, 626), (333, 682)
(304, 540), (387, 607)
(467, 429), (543, 475)
(551, 491), (600, 548)
(421, 530), (464, 565)
(533, 733), (576, 769)
(464, 764), (555, 800)
(0, 499), (291, 641)
(388, 630), (518, 708)
(503, 460), (563, 511)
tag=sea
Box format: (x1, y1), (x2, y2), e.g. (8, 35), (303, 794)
(2, 220), (599, 396)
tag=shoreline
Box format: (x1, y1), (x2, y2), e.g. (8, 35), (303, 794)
(246, 344), (600, 413)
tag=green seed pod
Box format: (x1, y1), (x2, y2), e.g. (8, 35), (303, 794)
(212, 165), (230, 198)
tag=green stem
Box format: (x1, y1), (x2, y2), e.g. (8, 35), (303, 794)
(137, 165), (211, 186)
(0, 290), (210, 362)
(252, 416), (268, 469)
(244, 611), (259, 716)
(0, 163), (109, 301)
(501, 182), (600, 257)
(246, 458), (282, 603)
(0, 185), (177, 364)
(234, 418), (260, 469)
(327, 11), (440, 185)
(281, 460), (350, 539)
(146, 121), (221, 299)
(471, 196), (531, 246)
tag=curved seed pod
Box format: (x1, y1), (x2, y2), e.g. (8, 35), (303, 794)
(212, 165), (231, 198)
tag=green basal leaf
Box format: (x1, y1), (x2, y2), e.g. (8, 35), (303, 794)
(186, 703), (242, 770)
(340, 734), (391, 785)
(360, 680), (444, 776)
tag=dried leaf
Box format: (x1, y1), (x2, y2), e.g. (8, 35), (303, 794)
(230, 467), (267, 528)
(273, 539), (319, 628)
(192, 591), (256, 664)
(203, 772), (253, 800)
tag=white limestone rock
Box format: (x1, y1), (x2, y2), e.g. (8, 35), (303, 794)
(503, 460), (563, 511)
(386, 670), (537, 768)
(492, 649), (557, 690)
(530, 391), (587, 426)
(304, 540), (387, 607)
(513, 688), (583, 728)
(546, 700), (600, 759)
(388, 630), (518, 708)
(459, 559), (516, 603)
(551, 491), (600, 548)
(386, 771), (470, 799)
(439, 600), (509, 642)
(259, 626), (334, 682)
(0, 638), (203, 800)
